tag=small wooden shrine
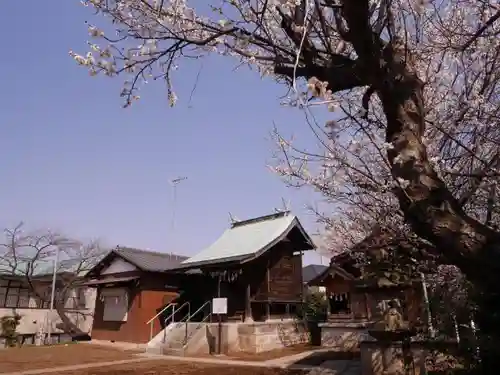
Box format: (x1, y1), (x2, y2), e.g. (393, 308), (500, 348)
(173, 211), (315, 322)
(308, 227), (424, 326)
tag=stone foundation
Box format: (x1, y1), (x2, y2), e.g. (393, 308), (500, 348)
(173, 321), (308, 355)
(184, 323), (239, 355)
(319, 321), (371, 351)
(237, 320), (308, 353)
(360, 340), (427, 375)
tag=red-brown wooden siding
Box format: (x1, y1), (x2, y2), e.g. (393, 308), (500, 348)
(91, 288), (178, 343)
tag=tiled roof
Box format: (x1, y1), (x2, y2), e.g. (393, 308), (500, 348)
(114, 247), (188, 272)
(302, 264), (328, 284)
(180, 211), (315, 268)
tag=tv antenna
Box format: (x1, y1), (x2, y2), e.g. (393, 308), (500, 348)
(170, 176), (188, 232)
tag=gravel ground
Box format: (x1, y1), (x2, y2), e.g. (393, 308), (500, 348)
(0, 344), (137, 373)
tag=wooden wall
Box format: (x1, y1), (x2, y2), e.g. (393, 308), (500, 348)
(92, 287), (178, 343)
(251, 242), (303, 302)
(88, 258), (182, 343)
(268, 252), (302, 300)
(323, 274), (369, 319)
(323, 274), (350, 294)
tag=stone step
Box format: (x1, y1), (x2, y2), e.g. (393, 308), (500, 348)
(163, 342), (186, 349)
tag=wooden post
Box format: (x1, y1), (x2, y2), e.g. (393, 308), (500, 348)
(364, 293), (371, 320)
(245, 283), (253, 322)
(217, 274), (222, 354)
(266, 258), (271, 321)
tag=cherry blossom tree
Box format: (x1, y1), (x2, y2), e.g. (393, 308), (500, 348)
(71, 0), (500, 369)
(427, 265), (470, 332)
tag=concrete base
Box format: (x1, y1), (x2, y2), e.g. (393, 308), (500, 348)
(237, 320), (308, 354)
(360, 339), (427, 375)
(318, 321), (371, 351)
(149, 320), (309, 356)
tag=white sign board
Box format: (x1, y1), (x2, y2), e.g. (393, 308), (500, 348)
(212, 297), (228, 315)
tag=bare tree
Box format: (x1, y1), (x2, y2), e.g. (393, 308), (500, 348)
(0, 223), (104, 338)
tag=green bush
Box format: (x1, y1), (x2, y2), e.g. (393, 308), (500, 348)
(1, 315), (21, 348)
(299, 291), (328, 322)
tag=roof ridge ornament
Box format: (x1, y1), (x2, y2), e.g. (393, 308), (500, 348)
(231, 210), (291, 228)
(228, 212), (240, 225)
(273, 197), (291, 215)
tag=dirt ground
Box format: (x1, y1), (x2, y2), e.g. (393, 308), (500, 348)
(50, 362), (307, 375)
(0, 343), (137, 373)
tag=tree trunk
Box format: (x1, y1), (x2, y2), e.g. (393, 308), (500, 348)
(313, 0), (500, 368)
(54, 299), (85, 337)
(335, 0), (500, 281)
(378, 73), (499, 278)
(377, 65), (500, 372)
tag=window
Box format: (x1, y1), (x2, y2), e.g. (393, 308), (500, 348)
(5, 285), (20, 308)
(101, 288), (128, 322)
(329, 293), (351, 315)
(0, 280), (51, 309)
(0, 286), (7, 307)
(38, 289), (52, 309)
(77, 288), (87, 308)
(0, 280), (89, 310)
(63, 288), (87, 309)
(38, 297), (50, 309)
(18, 289), (31, 308)
(63, 291), (77, 309)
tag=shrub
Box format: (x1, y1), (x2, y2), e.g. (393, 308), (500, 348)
(0, 315), (21, 348)
(299, 291), (328, 322)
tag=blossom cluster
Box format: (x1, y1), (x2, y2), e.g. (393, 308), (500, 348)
(71, 0), (500, 287)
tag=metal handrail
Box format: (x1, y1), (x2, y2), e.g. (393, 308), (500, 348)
(163, 301), (190, 325)
(182, 300), (212, 348)
(186, 300), (211, 323)
(160, 301), (190, 344)
(148, 302), (176, 341)
(147, 302), (176, 325)
(182, 309), (213, 348)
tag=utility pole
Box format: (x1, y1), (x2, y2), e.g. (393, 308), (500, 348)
(170, 176), (188, 247)
(46, 247), (60, 345)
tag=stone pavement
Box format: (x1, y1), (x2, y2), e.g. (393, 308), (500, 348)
(265, 347), (336, 366)
(300, 360), (361, 375)
(1, 350), (361, 375)
(264, 348), (361, 375)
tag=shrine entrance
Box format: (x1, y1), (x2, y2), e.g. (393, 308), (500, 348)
(329, 292), (351, 315)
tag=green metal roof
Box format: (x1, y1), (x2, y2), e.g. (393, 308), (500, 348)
(180, 211), (315, 268)
(0, 253), (106, 278)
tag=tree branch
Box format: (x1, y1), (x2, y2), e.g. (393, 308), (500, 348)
(461, 10), (500, 51)
(458, 152), (500, 206)
(274, 56), (366, 93)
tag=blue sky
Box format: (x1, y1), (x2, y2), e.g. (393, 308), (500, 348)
(0, 1), (330, 265)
